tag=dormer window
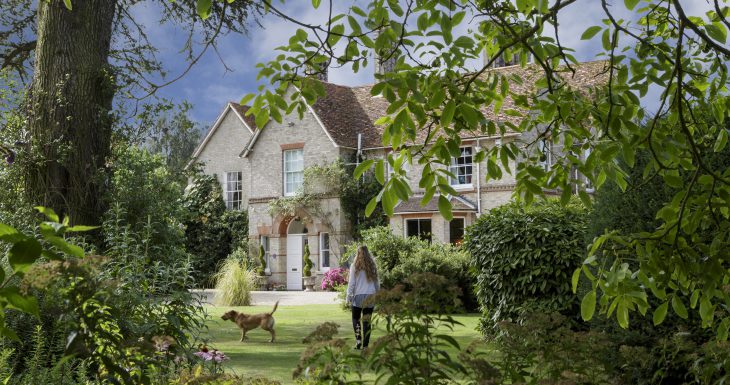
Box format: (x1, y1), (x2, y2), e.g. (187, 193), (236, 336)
(283, 149), (304, 196)
(449, 147), (473, 188)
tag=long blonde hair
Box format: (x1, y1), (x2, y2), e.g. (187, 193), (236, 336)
(353, 245), (378, 282)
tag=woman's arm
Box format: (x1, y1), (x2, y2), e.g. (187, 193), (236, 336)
(346, 266), (356, 303)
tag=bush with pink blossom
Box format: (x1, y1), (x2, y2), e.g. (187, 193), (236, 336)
(321, 268), (348, 291)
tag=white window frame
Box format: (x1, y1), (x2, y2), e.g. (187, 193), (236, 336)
(405, 218), (432, 242)
(283, 149), (304, 196)
(449, 147), (474, 189)
(225, 171), (243, 210)
(319, 232), (330, 271)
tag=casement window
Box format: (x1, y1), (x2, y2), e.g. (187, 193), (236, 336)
(406, 218), (432, 242)
(538, 139), (553, 171)
(449, 147), (473, 187)
(261, 235), (270, 271)
(283, 149), (304, 196)
(225, 171), (243, 210)
(449, 218), (465, 245)
(320, 232), (330, 270)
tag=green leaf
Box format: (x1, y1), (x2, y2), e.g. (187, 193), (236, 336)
(375, 160), (385, 185)
(196, 0), (212, 19)
(354, 159), (374, 179)
(441, 101), (456, 127)
(624, 0), (640, 11)
(312, 0), (322, 8)
(0, 288), (39, 317)
(714, 129), (728, 152)
(365, 196), (378, 217)
(0, 223), (23, 243)
(653, 302), (669, 325)
(8, 239), (42, 273)
(66, 225), (99, 232)
(239, 93), (255, 106)
(571, 268), (581, 293)
(617, 300), (629, 328)
(705, 23), (727, 43)
(438, 195), (453, 221)
(700, 296), (714, 324)
(581, 290), (597, 321)
(581, 26), (602, 40)
(63, 0), (72, 10)
(35, 206), (59, 223)
(672, 296), (688, 319)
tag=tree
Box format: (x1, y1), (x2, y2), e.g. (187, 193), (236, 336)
(2, 0), (256, 226)
(231, 0), (730, 333)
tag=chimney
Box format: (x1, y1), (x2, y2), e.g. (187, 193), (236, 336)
(374, 29), (398, 76)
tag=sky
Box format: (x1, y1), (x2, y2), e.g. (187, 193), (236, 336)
(138, 0), (715, 127)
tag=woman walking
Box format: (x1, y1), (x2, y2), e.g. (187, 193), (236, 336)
(346, 245), (379, 349)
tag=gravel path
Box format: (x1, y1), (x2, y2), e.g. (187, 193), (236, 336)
(191, 289), (340, 306)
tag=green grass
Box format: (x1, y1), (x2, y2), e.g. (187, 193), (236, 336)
(203, 304), (483, 384)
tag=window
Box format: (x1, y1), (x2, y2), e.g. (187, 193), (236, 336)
(386, 153), (410, 180)
(320, 233), (330, 270)
(449, 147), (473, 187)
(406, 219), (432, 242)
(449, 218), (465, 245)
(538, 139), (553, 171)
(583, 147), (593, 191)
(283, 149), (304, 196)
(261, 235), (270, 271)
(225, 171), (243, 210)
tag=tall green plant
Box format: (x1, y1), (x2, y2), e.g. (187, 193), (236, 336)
(465, 200), (588, 333)
(214, 249), (255, 306)
(303, 243), (313, 277)
(257, 244), (266, 276)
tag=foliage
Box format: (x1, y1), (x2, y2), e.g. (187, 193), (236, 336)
(242, 0), (730, 331)
(339, 156), (388, 239)
(465, 200), (588, 332)
(491, 312), (615, 385)
(183, 172), (248, 286)
(351, 226), (478, 311)
(294, 273), (497, 384)
(214, 249), (255, 307)
(320, 267), (348, 291)
(302, 322), (340, 344)
(105, 145), (187, 256)
(302, 243), (313, 277)
(169, 364), (281, 385)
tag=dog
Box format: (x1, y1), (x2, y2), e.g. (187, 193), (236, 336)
(221, 300), (279, 343)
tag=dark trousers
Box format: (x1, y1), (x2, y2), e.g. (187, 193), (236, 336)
(351, 306), (373, 348)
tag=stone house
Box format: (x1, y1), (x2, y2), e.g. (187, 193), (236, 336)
(188, 59), (608, 290)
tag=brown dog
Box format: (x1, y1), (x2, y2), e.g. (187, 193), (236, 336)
(221, 301), (279, 343)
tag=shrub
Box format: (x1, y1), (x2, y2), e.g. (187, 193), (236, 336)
(303, 243), (313, 277)
(183, 172), (248, 286)
(465, 200), (588, 333)
(350, 226), (478, 311)
(256, 244), (266, 276)
(214, 249), (256, 306)
(321, 267), (348, 291)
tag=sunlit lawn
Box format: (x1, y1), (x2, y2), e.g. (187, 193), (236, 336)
(203, 304), (483, 384)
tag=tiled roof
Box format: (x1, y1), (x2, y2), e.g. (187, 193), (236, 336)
(307, 60), (609, 149)
(229, 102), (258, 131)
(393, 195), (477, 214)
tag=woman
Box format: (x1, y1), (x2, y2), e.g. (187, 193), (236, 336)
(346, 245), (379, 349)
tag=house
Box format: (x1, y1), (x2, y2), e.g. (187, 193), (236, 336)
(189, 55), (608, 290)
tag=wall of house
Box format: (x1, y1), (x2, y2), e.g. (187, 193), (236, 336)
(244, 97), (354, 289)
(195, 107), (253, 209)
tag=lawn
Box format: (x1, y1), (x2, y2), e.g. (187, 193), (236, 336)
(203, 304), (483, 384)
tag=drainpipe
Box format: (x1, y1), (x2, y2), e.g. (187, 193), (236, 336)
(475, 138), (482, 215)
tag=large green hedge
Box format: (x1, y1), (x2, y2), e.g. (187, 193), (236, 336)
(465, 200), (588, 332)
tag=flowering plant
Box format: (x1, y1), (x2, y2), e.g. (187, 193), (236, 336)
(321, 268), (348, 291)
(193, 344), (228, 374)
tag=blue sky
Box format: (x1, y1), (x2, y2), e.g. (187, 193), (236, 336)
(141, 1), (712, 127)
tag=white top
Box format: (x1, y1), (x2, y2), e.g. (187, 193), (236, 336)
(346, 268), (380, 301)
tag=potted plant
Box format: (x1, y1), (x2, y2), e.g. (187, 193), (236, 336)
(255, 244), (268, 290)
(302, 243), (316, 291)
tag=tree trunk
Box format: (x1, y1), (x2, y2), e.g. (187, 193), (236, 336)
(27, 0), (117, 226)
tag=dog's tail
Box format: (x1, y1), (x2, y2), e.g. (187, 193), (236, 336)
(269, 300), (279, 315)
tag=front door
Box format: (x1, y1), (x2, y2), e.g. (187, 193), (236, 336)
(286, 234), (304, 290)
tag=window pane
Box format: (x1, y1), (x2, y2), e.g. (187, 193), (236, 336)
(419, 219), (432, 242)
(406, 220), (419, 237)
(450, 218), (465, 244)
(449, 147), (473, 186)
